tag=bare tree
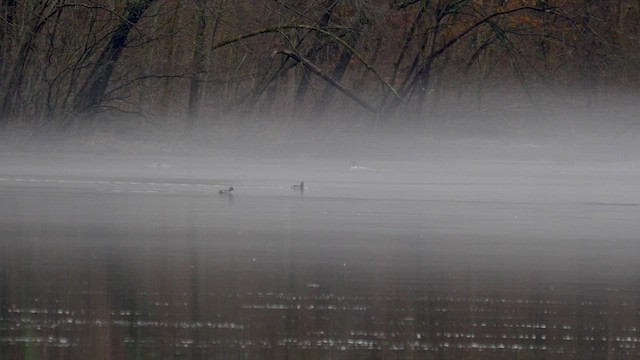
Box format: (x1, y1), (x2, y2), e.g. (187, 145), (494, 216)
(1, 0), (638, 132)
(186, 0), (209, 130)
(0, 0), (61, 121)
(72, 0), (158, 118)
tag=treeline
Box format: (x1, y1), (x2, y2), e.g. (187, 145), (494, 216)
(1, 0), (639, 131)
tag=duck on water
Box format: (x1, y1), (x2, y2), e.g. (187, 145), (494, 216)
(219, 186), (234, 194)
(291, 182), (304, 191)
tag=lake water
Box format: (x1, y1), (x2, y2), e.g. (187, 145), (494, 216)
(1, 152), (640, 359)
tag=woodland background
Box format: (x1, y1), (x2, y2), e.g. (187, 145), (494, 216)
(1, 0), (640, 138)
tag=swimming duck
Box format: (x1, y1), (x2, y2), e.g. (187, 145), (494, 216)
(219, 186), (234, 194)
(291, 181), (304, 191)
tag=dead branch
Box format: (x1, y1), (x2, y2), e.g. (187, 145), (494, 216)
(274, 50), (376, 114)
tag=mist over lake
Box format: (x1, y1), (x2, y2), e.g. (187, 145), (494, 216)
(2, 136), (640, 359)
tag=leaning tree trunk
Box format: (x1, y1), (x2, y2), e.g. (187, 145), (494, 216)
(186, 0), (208, 131)
(293, 0), (339, 110)
(72, 0), (156, 118)
(312, 5), (368, 115)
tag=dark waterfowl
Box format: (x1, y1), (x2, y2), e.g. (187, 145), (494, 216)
(219, 186), (234, 194)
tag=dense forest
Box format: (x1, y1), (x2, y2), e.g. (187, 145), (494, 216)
(1, 0), (639, 135)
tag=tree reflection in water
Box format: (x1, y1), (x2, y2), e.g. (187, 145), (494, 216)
(2, 224), (639, 360)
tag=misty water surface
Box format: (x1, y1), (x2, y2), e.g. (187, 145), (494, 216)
(1, 148), (640, 359)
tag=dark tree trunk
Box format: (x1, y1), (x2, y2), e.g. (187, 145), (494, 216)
(73, 0), (156, 117)
(0, 1), (54, 121)
(187, 0), (208, 131)
(0, 0), (17, 52)
(293, 0), (339, 109)
(313, 6), (368, 115)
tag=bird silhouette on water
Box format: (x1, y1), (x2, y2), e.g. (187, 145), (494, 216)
(219, 186), (234, 195)
(291, 182), (304, 191)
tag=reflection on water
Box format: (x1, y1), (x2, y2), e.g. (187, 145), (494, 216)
(2, 184), (640, 359)
(3, 228), (640, 359)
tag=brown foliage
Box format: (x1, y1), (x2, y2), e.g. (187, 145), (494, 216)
(0, 0), (638, 130)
